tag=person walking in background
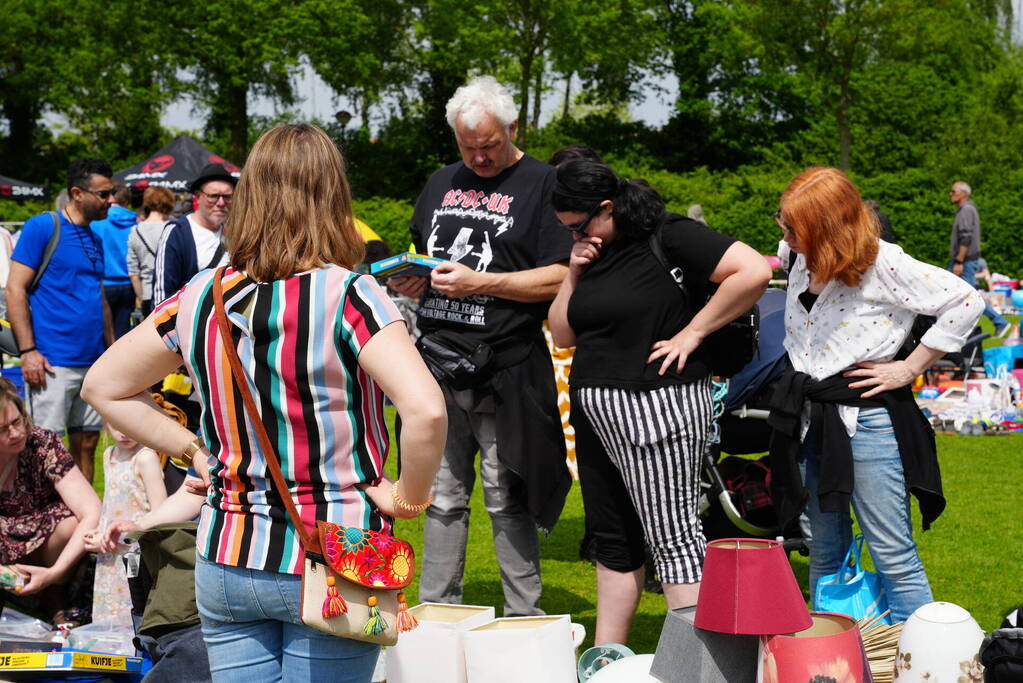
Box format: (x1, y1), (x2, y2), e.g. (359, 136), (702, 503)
(91, 183), (137, 338)
(770, 167), (983, 621)
(6, 158), (115, 483)
(128, 186), (176, 316)
(388, 75), (573, 617)
(548, 160), (769, 644)
(83, 123), (446, 683)
(947, 181), (1008, 336)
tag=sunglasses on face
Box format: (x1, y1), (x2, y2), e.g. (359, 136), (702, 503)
(563, 203), (604, 233)
(78, 187), (115, 200)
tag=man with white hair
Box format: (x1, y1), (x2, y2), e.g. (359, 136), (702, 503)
(948, 181), (1008, 336)
(390, 75), (572, 616)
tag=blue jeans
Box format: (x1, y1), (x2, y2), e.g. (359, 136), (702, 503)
(195, 554), (379, 683)
(952, 259), (1007, 329)
(801, 408), (932, 621)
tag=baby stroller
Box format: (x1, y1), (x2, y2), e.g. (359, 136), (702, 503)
(699, 288), (804, 549)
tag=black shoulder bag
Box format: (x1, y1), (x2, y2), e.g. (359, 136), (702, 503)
(647, 220), (759, 378)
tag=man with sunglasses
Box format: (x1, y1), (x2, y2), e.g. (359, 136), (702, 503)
(7, 158), (116, 483)
(152, 162), (237, 306)
(389, 75), (573, 617)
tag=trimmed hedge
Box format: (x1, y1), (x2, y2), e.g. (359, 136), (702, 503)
(609, 162), (1023, 277)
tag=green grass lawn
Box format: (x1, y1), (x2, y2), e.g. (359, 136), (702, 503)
(86, 400), (1022, 654)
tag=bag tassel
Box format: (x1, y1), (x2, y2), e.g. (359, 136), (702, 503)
(364, 594), (388, 635)
(395, 591), (418, 632)
(322, 574), (347, 618)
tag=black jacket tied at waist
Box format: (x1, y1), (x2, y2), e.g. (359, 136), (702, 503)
(767, 369), (945, 533)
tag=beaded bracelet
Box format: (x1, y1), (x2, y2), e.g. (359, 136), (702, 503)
(391, 480), (432, 515)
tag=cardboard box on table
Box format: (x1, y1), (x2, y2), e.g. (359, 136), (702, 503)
(386, 603), (495, 683)
(650, 607), (759, 682)
(463, 615), (576, 683)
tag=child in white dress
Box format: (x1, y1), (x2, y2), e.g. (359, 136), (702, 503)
(84, 423), (167, 627)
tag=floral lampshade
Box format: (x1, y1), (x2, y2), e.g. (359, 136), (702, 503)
(694, 538), (812, 635)
(894, 602), (984, 682)
(757, 612), (872, 683)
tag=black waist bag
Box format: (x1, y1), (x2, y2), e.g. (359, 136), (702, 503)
(417, 329), (495, 390)
(980, 628), (1023, 682)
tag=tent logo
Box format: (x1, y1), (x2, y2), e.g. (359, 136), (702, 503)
(143, 155), (175, 173)
(208, 155), (240, 174)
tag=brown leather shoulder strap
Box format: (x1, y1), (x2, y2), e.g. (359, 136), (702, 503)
(211, 268), (321, 554)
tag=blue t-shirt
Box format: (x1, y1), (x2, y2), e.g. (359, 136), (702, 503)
(11, 212), (106, 366)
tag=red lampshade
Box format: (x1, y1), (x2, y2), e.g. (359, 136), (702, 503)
(694, 538), (811, 635)
(757, 612), (873, 683)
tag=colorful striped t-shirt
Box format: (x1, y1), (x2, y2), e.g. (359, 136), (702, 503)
(153, 266), (403, 574)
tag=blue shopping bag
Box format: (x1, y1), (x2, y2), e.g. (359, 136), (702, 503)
(813, 534), (893, 624)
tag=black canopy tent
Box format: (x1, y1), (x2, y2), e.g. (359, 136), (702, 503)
(113, 134), (240, 192)
(0, 174), (47, 200)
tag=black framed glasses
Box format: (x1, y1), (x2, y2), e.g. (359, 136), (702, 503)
(562, 202), (604, 233)
(199, 191), (233, 204)
(77, 187), (115, 200)
(773, 209), (795, 234)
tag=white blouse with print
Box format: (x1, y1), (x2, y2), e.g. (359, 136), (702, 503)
(779, 239), (983, 436)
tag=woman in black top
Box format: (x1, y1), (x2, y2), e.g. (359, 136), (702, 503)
(548, 160), (770, 644)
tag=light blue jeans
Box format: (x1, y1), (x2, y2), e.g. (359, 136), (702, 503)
(801, 407), (933, 622)
(195, 554), (379, 683)
(953, 258), (1008, 330)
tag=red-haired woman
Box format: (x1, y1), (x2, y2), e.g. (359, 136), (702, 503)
(769, 167), (982, 621)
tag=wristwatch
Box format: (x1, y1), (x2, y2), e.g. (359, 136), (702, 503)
(170, 436), (204, 469)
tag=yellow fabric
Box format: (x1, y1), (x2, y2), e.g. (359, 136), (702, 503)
(543, 321), (577, 480)
(354, 218), (382, 243)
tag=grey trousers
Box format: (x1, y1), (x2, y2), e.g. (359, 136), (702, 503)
(419, 386), (544, 617)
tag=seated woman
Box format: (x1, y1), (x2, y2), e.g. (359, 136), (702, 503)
(0, 377), (101, 624)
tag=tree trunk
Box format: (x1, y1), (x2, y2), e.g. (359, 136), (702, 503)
(531, 65), (543, 130)
(227, 83), (249, 164)
(2, 99), (39, 175)
(518, 55), (532, 147)
(562, 73), (572, 119)
(837, 77), (852, 171)
(421, 67), (462, 163)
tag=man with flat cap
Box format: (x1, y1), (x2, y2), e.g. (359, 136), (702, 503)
(152, 162), (237, 304)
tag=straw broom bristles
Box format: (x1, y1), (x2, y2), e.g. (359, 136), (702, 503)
(857, 611), (903, 683)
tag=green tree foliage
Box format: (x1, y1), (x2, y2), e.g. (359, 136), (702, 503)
(175, 0), (301, 162)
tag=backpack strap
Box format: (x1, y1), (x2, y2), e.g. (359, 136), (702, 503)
(27, 212), (62, 295)
(647, 218), (690, 307)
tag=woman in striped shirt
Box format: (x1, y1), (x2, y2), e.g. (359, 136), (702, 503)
(83, 123), (446, 683)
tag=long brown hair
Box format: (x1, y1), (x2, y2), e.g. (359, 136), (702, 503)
(779, 167), (879, 287)
(225, 124), (364, 281)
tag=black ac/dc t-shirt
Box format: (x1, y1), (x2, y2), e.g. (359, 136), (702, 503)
(410, 154), (573, 345)
(567, 213), (736, 389)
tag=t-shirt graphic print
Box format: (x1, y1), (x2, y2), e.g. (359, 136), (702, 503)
(410, 154), (572, 344)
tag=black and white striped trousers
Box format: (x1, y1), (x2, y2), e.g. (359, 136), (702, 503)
(576, 379), (712, 584)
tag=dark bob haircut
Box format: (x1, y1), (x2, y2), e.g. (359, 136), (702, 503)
(552, 160), (665, 241)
